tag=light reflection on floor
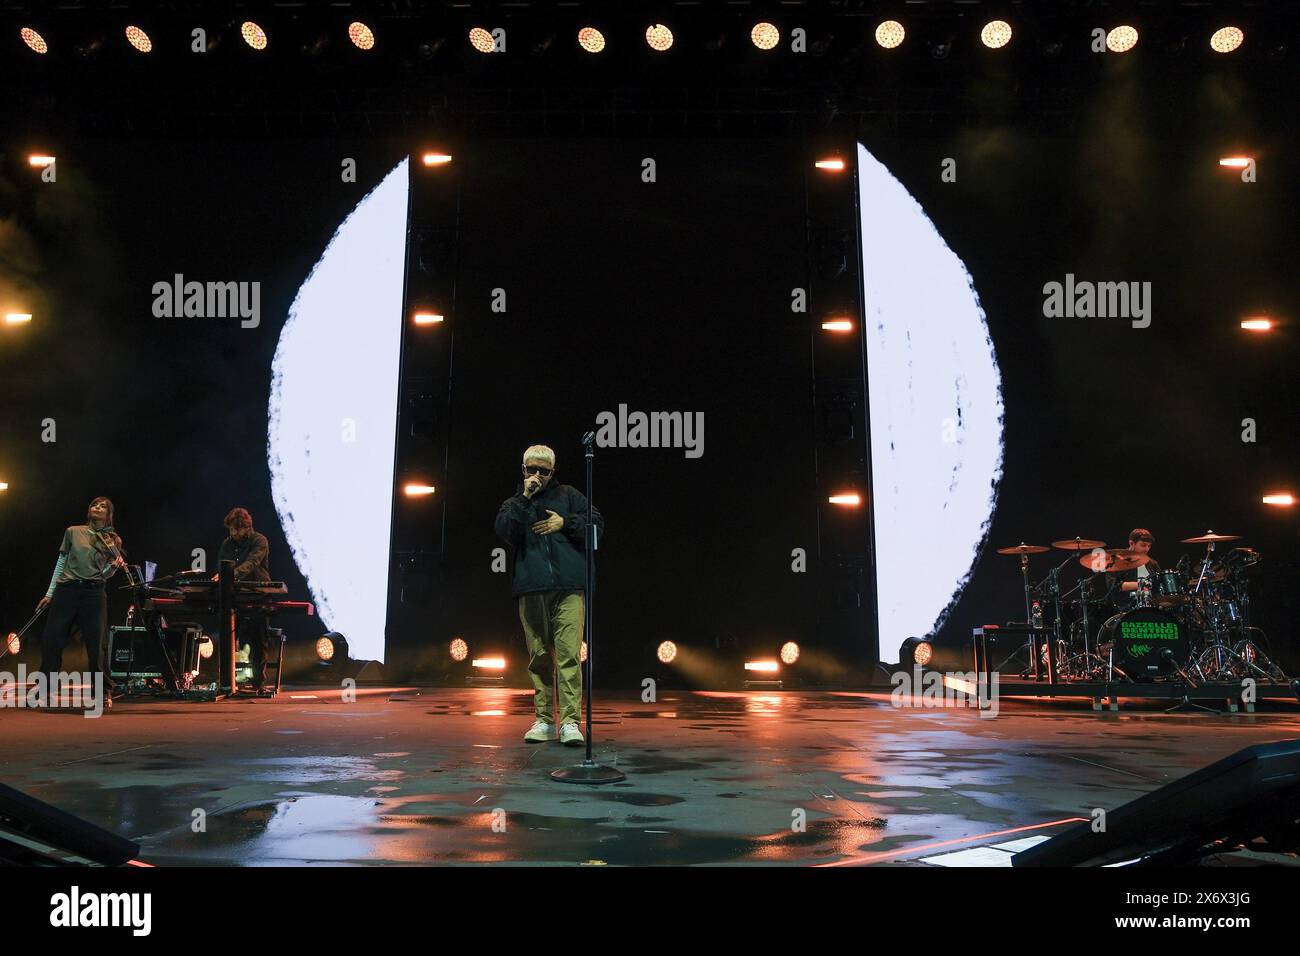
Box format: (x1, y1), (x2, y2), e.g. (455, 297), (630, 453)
(2, 687), (1298, 865)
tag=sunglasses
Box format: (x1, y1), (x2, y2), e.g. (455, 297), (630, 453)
(522, 465), (553, 477)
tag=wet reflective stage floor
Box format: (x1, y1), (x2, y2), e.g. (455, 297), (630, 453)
(3, 687), (1299, 866)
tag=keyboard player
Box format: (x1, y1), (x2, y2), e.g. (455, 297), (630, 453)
(218, 508), (273, 691)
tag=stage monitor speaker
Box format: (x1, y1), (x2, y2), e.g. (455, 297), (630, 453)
(0, 783), (140, 866)
(1013, 738), (1300, 866)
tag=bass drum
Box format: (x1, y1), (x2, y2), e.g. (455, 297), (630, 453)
(1105, 607), (1189, 679)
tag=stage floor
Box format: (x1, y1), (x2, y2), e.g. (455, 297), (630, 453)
(3, 687), (1299, 866)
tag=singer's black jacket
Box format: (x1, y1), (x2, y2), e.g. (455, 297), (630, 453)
(494, 483), (604, 597)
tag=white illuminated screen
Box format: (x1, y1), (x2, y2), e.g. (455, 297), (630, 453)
(857, 142), (1004, 658)
(268, 158), (410, 663)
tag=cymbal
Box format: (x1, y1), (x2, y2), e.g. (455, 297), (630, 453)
(996, 543), (1050, 555)
(1223, 546), (1261, 572)
(1053, 537), (1106, 552)
(1181, 530), (1242, 544)
(1079, 549), (1150, 573)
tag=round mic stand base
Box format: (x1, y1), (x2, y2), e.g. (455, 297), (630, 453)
(551, 762), (626, 785)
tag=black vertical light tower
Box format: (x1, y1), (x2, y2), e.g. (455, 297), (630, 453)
(806, 142), (879, 672)
(387, 149), (461, 679)
(552, 431), (625, 784)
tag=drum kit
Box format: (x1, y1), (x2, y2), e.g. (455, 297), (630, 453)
(995, 530), (1284, 685)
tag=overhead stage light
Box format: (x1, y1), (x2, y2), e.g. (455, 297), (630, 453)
(829, 493), (862, 506)
(241, 21), (268, 51)
(27, 155), (55, 167)
(980, 20), (1013, 50)
(469, 27), (496, 53)
(403, 483), (436, 496)
(413, 311), (444, 325)
(5, 313), (34, 324)
(751, 22), (780, 51)
(1262, 494), (1295, 507)
(449, 637), (469, 662)
(421, 153), (453, 166)
(20, 27), (48, 54)
(875, 20), (905, 50)
(125, 26), (152, 53)
(578, 27), (605, 53)
(646, 24), (674, 52)
(349, 22), (376, 51)
(822, 319), (854, 332)
(780, 642), (800, 665)
(815, 158), (846, 171)
(1210, 27), (1244, 54)
(1240, 318), (1272, 331)
(1106, 26), (1138, 54)
(1219, 156), (1252, 168)
(657, 641), (677, 664)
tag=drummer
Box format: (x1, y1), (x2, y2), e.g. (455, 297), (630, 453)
(1107, 528), (1161, 606)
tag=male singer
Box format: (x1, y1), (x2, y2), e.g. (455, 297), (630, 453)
(493, 444), (604, 746)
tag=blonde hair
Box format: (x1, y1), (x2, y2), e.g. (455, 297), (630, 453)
(522, 444), (556, 467)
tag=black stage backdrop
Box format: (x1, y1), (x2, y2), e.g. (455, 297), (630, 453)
(1, 118), (1296, 678)
(425, 138), (819, 681)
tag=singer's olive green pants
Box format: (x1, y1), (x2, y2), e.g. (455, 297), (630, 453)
(518, 590), (584, 726)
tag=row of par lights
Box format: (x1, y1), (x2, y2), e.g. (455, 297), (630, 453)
(17, 22), (375, 55)
(446, 637), (802, 669)
(198, 632), (348, 664)
(465, 21), (1250, 56)
(18, 21), (1252, 58)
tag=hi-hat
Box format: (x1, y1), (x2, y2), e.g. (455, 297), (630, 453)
(1053, 537), (1106, 552)
(1079, 549), (1150, 573)
(996, 542), (1049, 555)
(1181, 530), (1242, 544)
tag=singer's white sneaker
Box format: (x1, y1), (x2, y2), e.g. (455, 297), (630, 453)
(559, 722), (585, 746)
(524, 719), (555, 743)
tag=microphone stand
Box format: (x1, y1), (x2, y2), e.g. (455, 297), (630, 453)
(552, 431), (626, 784)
